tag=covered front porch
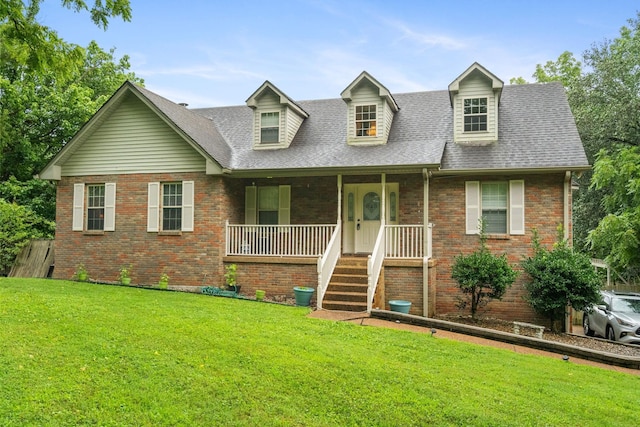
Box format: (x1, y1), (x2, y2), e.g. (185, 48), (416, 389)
(221, 172), (435, 315)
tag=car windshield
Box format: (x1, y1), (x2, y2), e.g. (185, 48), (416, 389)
(611, 297), (640, 314)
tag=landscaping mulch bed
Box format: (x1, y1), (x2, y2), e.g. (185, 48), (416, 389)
(436, 315), (640, 358)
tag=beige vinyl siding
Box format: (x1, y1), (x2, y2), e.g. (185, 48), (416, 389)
(285, 111), (304, 145)
(62, 94), (206, 176)
(253, 92), (283, 147)
(346, 82), (386, 145)
(453, 74), (499, 144)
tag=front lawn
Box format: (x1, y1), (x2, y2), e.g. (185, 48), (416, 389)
(0, 278), (637, 426)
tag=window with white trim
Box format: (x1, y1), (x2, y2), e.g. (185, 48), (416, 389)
(162, 183), (182, 231)
(147, 181), (194, 232)
(260, 112), (280, 144)
(465, 180), (524, 235)
(463, 98), (487, 132)
(87, 184), (105, 231)
(355, 104), (377, 137)
(245, 185), (290, 225)
(72, 182), (116, 232)
(481, 182), (507, 234)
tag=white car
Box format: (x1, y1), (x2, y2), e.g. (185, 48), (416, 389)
(583, 291), (640, 345)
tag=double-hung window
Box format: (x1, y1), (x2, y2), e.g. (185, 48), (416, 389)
(87, 184), (106, 231)
(481, 182), (508, 234)
(72, 183), (116, 232)
(162, 183), (182, 231)
(463, 98), (487, 132)
(355, 104), (377, 137)
(147, 181), (194, 232)
(260, 112), (280, 144)
(465, 180), (524, 235)
(245, 185), (291, 225)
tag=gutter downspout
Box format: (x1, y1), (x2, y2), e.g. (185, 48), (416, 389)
(564, 171), (571, 243)
(564, 170), (571, 333)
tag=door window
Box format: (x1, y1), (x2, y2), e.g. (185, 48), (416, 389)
(362, 192), (380, 221)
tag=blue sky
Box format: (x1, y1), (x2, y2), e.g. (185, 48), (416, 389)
(39, 1), (639, 108)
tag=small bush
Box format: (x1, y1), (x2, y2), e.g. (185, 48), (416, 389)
(521, 228), (601, 331)
(451, 223), (517, 319)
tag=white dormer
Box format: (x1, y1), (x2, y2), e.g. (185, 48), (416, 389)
(449, 63), (503, 145)
(341, 71), (399, 146)
(246, 81), (308, 150)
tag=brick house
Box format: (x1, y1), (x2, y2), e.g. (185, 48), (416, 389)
(39, 63), (589, 323)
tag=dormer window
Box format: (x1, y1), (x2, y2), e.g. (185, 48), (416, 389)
(463, 98), (487, 132)
(355, 105), (377, 137)
(449, 63), (503, 145)
(260, 112), (280, 144)
(246, 81), (308, 150)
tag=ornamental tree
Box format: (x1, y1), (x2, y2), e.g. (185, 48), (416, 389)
(451, 222), (518, 320)
(521, 228), (601, 332)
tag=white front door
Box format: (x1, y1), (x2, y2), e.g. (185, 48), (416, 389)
(355, 184), (382, 253)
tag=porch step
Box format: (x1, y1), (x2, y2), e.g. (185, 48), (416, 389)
(322, 257), (369, 312)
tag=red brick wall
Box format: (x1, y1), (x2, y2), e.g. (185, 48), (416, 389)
(429, 173), (567, 323)
(225, 260), (318, 301)
(55, 172), (235, 287)
(54, 170), (570, 325)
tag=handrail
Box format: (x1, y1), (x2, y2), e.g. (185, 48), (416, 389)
(367, 223), (386, 312)
(316, 222), (341, 309)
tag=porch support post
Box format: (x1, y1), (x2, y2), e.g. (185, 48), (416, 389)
(337, 174), (342, 223)
(381, 173), (386, 225)
(423, 168), (430, 317)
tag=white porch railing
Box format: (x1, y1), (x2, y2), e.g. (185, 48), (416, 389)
(367, 224), (386, 312)
(384, 223), (432, 259)
(225, 221), (336, 256)
(316, 223), (341, 310)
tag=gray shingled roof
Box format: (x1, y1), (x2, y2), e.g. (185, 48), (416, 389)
(441, 82), (589, 171)
(136, 81), (588, 173)
(134, 84), (233, 167)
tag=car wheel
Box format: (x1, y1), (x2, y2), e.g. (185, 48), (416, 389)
(583, 316), (595, 337)
(606, 326), (616, 341)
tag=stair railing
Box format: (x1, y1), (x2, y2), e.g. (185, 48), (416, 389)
(316, 222), (341, 310)
(367, 222), (386, 312)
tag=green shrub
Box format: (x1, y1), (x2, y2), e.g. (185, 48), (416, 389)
(0, 199), (54, 275)
(521, 228), (601, 331)
(451, 223), (518, 319)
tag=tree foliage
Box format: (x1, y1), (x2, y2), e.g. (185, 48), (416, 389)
(0, 199), (55, 275)
(0, 1), (137, 274)
(521, 228), (602, 331)
(0, 0), (131, 73)
(451, 223), (518, 319)
(514, 14), (640, 281)
(588, 147), (640, 274)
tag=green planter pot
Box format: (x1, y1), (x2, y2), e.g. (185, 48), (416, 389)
(121, 277), (131, 286)
(389, 300), (411, 314)
(77, 273), (88, 282)
(293, 286), (315, 307)
(256, 289), (266, 301)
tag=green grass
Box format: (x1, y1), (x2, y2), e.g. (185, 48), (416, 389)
(0, 278), (638, 426)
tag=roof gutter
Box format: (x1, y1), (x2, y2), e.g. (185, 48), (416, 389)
(429, 165), (591, 176)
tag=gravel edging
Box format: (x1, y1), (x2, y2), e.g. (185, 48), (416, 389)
(371, 309), (640, 370)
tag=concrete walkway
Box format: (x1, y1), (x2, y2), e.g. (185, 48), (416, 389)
(308, 309), (640, 376)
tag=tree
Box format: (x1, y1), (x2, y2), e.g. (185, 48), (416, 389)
(514, 14), (640, 280)
(0, 1), (136, 274)
(521, 228), (601, 331)
(451, 222), (518, 319)
(587, 147), (640, 276)
(0, 0), (131, 73)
